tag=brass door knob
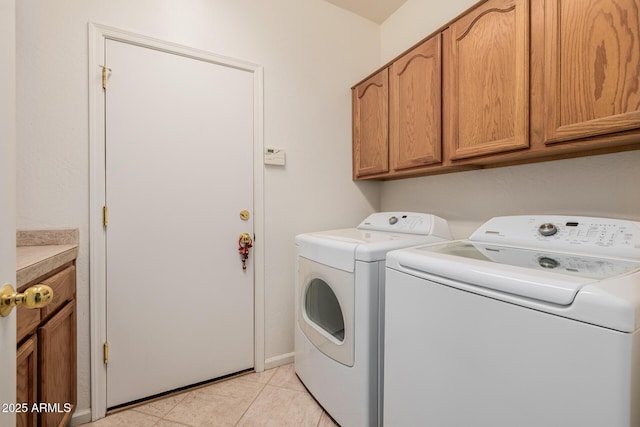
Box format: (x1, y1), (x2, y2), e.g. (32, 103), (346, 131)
(239, 232), (252, 245)
(0, 283), (54, 317)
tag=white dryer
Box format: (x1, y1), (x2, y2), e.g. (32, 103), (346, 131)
(295, 212), (452, 427)
(384, 215), (640, 427)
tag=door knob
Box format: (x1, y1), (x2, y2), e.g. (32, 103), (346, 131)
(0, 283), (54, 317)
(239, 232), (252, 245)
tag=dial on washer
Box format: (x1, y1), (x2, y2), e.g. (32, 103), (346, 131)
(538, 223), (558, 236)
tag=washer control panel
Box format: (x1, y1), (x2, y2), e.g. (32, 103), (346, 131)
(357, 212), (451, 238)
(471, 215), (640, 259)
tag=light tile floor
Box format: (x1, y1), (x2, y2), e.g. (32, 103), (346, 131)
(80, 364), (339, 427)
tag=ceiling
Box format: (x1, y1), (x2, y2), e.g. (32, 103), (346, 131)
(324, 0), (408, 24)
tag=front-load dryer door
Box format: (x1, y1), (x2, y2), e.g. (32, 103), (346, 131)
(298, 257), (354, 366)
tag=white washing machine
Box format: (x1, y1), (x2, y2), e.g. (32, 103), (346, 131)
(384, 215), (640, 427)
(294, 212), (452, 427)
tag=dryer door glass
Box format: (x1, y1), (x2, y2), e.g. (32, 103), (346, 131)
(305, 279), (345, 342)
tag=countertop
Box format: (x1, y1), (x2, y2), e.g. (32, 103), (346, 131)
(16, 229), (79, 288)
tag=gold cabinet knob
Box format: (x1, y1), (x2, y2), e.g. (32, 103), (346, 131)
(0, 283), (54, 317)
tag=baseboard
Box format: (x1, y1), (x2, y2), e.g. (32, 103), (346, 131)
(70, 408), (92, 426)
(264, 352), (294, 370)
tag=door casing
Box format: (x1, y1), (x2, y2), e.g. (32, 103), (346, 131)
(0, 0), (17, 422)
(88, 22), (265, 421)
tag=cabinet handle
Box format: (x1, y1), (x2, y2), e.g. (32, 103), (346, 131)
(0, 284), (54, 317)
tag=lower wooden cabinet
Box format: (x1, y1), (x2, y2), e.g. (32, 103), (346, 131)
(39, 300), (77, 427)
(16, 264), (77, 427)
(16, 337), (37, 427)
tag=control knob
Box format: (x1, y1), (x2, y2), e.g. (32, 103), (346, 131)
(389, 216), (398, 225)
(538, 223), (558, 237)
(538, 257), (559, 269)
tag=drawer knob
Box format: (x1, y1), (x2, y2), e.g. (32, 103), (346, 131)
(0, 284), (54, 317)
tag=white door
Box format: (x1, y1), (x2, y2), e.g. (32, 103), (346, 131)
(105, 39), (254, 408)
(0, 0), (16, 424)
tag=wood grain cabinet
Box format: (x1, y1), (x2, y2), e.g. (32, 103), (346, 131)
(16, 264), (77, 427)
(352, 69), (389, 178)
(16, 337), (37, 427)
(443, 0), (529, 162)
(352, 0), (640, 180)
(534, 0), (640, 146)
(390, 34), (443, 173)
(353, 35), (444, 179)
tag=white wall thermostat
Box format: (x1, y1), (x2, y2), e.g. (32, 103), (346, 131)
(264, 147), (286, 166)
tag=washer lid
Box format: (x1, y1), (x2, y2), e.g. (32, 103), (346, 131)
(392, 241), (640, 305)
(296, 228), (448, 271)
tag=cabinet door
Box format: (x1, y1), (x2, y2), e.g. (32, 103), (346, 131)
(353, 69), (389, 178)
(542, 0), (640, 144)
(38, 301), (76, 427)
(444, 0), (529, 160)
(17, 336), (37, 427)
(390, 34), (442, 172)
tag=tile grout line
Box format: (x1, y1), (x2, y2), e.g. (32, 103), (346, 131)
(156, 392), (195, 427)
(154, 416), (194, 427)
(130, 391), (190, 423)
(233, 371), (273, 426)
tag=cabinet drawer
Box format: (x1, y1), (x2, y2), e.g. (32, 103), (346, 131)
(40, 266), (75, 320)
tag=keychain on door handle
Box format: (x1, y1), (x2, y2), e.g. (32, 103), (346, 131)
(238, 233), (253, 270)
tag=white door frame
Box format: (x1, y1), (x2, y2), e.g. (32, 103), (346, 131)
(0, 0), (17, 423)
(88, 22), (265, 421)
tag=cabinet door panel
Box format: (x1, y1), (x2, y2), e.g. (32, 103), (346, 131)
(543, 0), (640, 144)
(39, 301), (76, 427)
(17, 337), (37, 427)
(445, 0), (529, 160)
(353, 69), (389, 177)
(390, 34), (442, 171)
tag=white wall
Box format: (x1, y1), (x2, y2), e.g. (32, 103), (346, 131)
(381, 152), (640, 238)
(16, 0), (380, 417)
(381, 0), (477, 62)
(380, 0), (640, 237)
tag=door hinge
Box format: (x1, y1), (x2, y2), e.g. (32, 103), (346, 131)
(103, 341), (109, 364)
(103, 206), (109, 227)
(99, 65), (111, 90)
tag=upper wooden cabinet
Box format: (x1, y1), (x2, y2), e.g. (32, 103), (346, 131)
(443, 0), (529, 161)
(539, 0), (640, 145)
(353, 35), (443, 179)
(352, 69), (389, 178)
(351, 0), (640, 180)
(390, 34), (442, 172)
